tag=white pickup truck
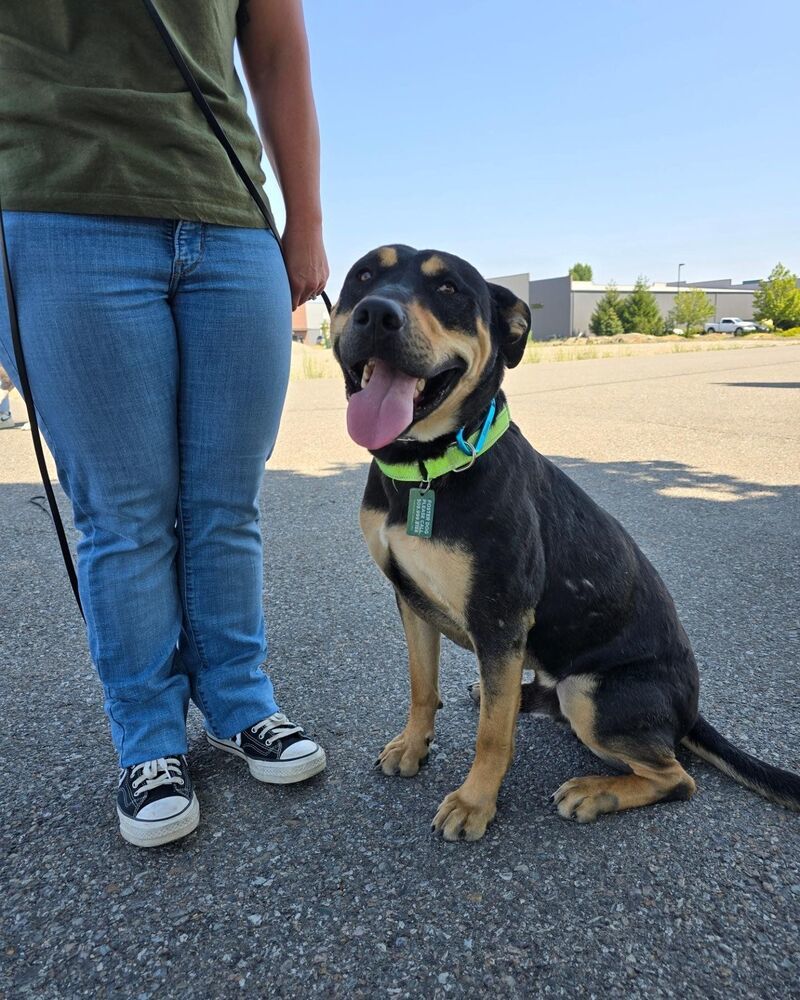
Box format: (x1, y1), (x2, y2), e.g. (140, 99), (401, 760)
(704, 317), (758, 335)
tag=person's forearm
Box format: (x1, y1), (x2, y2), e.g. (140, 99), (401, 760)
(239, 1), (328, 307)
(240, 14), (321, 228)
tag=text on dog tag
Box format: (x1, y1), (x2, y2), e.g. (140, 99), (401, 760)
(407, 488), (436, 538)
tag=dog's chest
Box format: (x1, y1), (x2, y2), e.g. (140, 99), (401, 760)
(360, 506), (473, 631)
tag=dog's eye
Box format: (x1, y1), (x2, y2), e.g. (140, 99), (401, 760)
(437, 280), (457, 295)
(357, 268), (373, 283)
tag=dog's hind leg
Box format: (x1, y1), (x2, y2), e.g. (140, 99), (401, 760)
(468, 677), (563, 717)
(433, 648), (525, 841)
(553, 674), (696, 823)
(377, 596), (441, 777)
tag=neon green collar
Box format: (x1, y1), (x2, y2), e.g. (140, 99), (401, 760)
(374, 404), (511, 483)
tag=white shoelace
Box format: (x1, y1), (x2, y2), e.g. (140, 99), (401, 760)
(251, 713), (303, 746)
(130, 757), (185, 797)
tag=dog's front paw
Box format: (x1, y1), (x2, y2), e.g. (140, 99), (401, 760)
(432, 788), (497, 842)
(375, 729), (431, 777)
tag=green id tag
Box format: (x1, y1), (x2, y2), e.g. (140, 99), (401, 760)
(407, 487), (436, 538)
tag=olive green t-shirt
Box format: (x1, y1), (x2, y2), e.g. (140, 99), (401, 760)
(0, 0), (270, 228)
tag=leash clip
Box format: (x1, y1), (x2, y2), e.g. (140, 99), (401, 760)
(452, 441), (477, 473)
(453, 396), (496, 473)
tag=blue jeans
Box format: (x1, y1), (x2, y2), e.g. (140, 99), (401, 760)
(0, 212), (292, 766)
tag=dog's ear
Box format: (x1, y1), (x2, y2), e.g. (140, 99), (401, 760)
(487, 282), (531, 368)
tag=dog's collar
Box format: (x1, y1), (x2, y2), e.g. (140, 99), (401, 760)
(374, 401), (511, 483)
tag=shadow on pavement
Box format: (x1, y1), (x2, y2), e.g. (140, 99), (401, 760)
(716, 381), (800, 389)
(550, 454), (787, 503)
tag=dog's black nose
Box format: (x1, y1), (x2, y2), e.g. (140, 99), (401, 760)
(352, 296), (405, 335)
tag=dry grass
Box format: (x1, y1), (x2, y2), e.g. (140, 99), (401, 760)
(290, 343), (337, 381)
(290, 337), (794, 381)
(522, 343), (628, 364)
(301, 353), (327, 379)
(519, 337), (784, 365)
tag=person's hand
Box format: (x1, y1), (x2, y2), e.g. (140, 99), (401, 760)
(281, 218), (329, 310)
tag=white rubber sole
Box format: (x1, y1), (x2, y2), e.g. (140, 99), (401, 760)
(118, 793), (200, 848)
(207, 734), (327, 784)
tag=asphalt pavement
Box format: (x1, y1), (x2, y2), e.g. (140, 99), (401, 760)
(1, 343), (799, 998)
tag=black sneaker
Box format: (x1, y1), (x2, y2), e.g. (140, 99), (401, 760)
(207, 712), (326, 784)
(117, 755), (199, 847)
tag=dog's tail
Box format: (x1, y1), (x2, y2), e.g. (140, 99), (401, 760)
(682, 714), (800, 811)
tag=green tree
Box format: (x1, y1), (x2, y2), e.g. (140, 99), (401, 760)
(753, 262), (800, 330)
(589, 284), (624, 336)
(618, 276), (664, 336)
(668, 288), (714, 335)
(319, 318), (331, 349)
(569, 262), (593, 281)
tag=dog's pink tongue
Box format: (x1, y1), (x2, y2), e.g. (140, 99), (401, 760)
(347, 359), (417, 450)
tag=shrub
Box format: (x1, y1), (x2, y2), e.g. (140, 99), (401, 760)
(668, 288), (714, 336)
(754, 263), (800, 329)
(618, 276), (664, 336)
(590, 302), (624, 336)
(589, 284), (624, 336)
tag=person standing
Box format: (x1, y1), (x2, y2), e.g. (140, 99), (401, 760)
(0, 0), (329, 847)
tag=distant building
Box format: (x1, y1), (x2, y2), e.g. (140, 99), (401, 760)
(291, 299), (330, 345)
(489, 272), (760, 340)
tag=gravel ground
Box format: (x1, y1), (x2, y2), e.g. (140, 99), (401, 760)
(1, 345), (799, 998)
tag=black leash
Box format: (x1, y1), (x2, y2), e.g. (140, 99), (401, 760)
(0, 201), (85, 618)
(0, 0), (332, 615)
(141, 0), (332, 314)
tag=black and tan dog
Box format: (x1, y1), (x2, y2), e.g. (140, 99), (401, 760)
(332, 244), (800, 842)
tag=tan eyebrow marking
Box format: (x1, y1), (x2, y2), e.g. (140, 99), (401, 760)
(420, 255), (446, 276)
(377, 246), (398, 267)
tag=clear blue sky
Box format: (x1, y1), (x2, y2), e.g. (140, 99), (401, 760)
(251, 0), (799, 295)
